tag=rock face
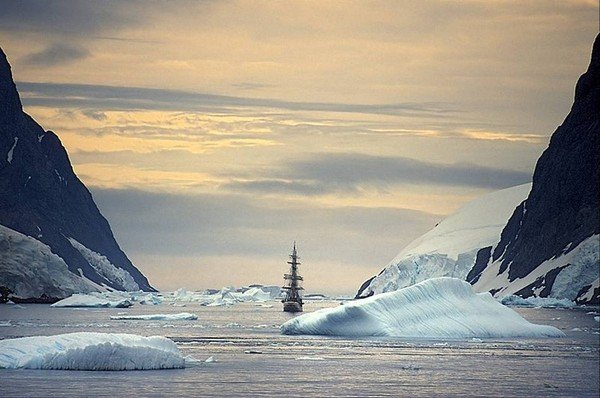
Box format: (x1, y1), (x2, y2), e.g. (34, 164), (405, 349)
(0, 47), (155, 299)
(357, 34), (599, 304)
(472, 34), (599, 304)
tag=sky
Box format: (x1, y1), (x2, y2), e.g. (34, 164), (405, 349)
(1, 0), (598, 295)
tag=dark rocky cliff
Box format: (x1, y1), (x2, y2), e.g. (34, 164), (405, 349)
(0, 47), (155, 295)
(473, 34), (600, 303)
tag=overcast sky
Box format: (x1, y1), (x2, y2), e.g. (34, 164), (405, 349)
(1, 0), (597, 294)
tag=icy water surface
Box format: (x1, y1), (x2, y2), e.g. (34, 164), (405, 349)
(1, 301), (599, 397)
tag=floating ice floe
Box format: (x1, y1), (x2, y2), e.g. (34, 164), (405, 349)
(280, 278), (565, 338)
(499, 295), (576, 308)
(0, 332), (189, 370)
(131, 292), (162, 305)
(110, 313), (198, 321)
(51, 293), (132, 308)
(162, 285), (283, 306)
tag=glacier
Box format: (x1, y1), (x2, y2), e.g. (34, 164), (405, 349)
(360, 184), (531, 297)
(0, 332), (187, 370)
(0, 225), (99, 300)
(282, 278), (564, 338)
(68, 238), (140, 291)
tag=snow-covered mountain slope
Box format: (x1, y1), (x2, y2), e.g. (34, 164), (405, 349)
(283, 278), (563, 338)
(0, 46), (154, 300)
(357, 184), (531, 297)
(474, 234), (599, 302)
(0, 225), (100, 300)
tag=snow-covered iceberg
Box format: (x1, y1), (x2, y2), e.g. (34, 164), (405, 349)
(0, 332), (186, 370)
(110, 313), (198, 321)
(51, 293), (132, 308)
(281, 278), (564, 339)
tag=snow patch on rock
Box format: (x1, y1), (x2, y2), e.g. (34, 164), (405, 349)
(6, 136), (17, 163)
(475, 234), (599, 300)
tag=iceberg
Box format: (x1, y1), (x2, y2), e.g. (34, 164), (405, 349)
(162, 285), (282, 306)
(51, 293), (132, 308)
(110, 313), (198, 321)
(0, 332), (186, 370)
(281, 278), (564, 338)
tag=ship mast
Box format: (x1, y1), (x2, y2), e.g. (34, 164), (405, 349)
(282, 242), (304, 312)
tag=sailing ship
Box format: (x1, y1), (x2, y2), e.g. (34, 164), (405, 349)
(282, 242), (303, 312)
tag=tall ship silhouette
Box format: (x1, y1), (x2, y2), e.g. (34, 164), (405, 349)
(282, 243), (304, 312)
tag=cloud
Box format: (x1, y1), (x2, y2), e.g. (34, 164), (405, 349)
(221, 179), (346, 197)
(22, 44), (90, 66)
(90, 187), (441, 293)
(232, 82), (276, 91)
(0, 1), (139, 36)
(281, 153), (531, 190)
(91, 187), (440, 264)
(16, 81), (458, 117)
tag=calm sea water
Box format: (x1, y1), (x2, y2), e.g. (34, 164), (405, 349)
(0, 301), (598, 397)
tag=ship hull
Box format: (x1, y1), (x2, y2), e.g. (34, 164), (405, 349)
(283, 301), (303, 313)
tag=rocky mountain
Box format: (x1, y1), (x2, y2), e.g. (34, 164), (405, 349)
(471, 34), (599, 304)
(0, 47), (155, 301)
(357, 34), (599, 304)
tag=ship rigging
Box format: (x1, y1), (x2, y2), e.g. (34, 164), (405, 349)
(282, 242), (304, 312)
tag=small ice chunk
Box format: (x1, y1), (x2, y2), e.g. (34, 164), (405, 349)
(110, 313), (197, 321)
